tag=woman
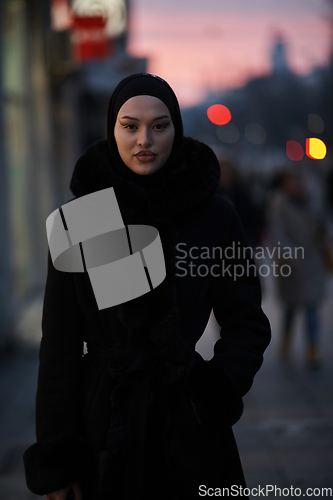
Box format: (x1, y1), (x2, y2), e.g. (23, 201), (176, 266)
(24, 73), (271, 500)
(270, 169), (327, 368)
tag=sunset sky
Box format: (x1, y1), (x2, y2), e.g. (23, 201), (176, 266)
(127, 0), (332, 107)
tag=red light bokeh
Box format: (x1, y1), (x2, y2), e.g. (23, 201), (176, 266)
(207, 104), (232, 125)
(286, 140), (304, 161)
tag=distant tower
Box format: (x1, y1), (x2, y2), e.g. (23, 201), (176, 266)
(271, 32), (290, 76)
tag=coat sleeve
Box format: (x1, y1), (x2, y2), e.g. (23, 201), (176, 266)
(188, 201), (271, 430)
(23, 250), (93, 496)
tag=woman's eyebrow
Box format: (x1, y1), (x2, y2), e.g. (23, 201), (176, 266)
(152, 115), (170, 121)
(120, 116), (139, 121)
(120, 115), (170, 121)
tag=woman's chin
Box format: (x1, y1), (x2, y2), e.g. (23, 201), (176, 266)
(129, 163), (162, 176)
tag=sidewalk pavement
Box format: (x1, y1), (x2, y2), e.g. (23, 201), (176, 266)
(232, 274), (333, 498)
(0, 274), (332, 499)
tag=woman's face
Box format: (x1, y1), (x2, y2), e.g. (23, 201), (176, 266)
(114, 95), (175, 175)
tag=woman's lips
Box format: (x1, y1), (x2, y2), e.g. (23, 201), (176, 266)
(135, 150), (157, 162)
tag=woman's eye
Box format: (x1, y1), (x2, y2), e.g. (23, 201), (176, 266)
(122, 123), (170, 131)
(154, 123), (169, 130)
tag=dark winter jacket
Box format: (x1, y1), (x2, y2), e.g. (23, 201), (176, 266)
(23, 137), (271, 500)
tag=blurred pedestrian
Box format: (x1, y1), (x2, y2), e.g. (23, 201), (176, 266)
(269, 169), (328, 369)
(217, 158), (265, 248)
(23, 73), (270, 500)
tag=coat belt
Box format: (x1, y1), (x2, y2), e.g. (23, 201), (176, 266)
(86, 344), (177, 500)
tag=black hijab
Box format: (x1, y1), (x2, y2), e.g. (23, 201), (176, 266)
(106, 73), (185, 191)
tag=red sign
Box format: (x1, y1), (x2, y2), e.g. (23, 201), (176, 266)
(71, 15), (111, 62)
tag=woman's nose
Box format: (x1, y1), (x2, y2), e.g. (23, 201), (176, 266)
(137, 127), (152, 147)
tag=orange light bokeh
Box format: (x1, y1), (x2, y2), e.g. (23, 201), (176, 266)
(306, 138), (327, 160)
(207, 104), (232, 125)
(286, 140), (304, 161)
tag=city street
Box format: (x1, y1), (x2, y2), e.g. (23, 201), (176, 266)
(0, 0), (332, 499)
(0, 272), (332, 499)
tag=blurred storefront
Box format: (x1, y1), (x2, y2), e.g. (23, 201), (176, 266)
(0, 0), (56, 352)
(0, 0), (147, 352)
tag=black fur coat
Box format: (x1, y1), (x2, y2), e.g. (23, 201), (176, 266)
(24, 137), (271, 500)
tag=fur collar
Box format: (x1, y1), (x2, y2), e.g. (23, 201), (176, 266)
(69, 136), (220, 221)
